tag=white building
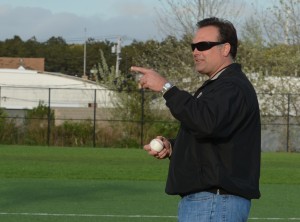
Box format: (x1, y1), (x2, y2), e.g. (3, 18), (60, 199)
(0, 68), (116, 109)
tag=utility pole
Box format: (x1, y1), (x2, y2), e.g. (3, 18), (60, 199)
(83, 28), (88, 79)
(111, 37), (122, 78)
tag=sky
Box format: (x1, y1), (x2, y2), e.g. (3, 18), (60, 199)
(0, 0), (163, 44)
(0, 0), (275, 44)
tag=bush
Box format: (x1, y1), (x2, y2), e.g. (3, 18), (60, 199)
(23, 103), (54, 145)
(0, 108), (19, 144)
(53, 120), (94, 147)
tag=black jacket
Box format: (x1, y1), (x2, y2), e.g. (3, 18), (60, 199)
(163, 63), (261, 200)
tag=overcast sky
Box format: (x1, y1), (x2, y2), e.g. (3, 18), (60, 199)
(0, 0), (275, 44)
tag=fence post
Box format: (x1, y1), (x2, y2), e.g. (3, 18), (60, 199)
(93, 89), (96, 147)
(140, 89), (145, 148)
(286, 93), (290, 152)
(47, 88), (51, 146)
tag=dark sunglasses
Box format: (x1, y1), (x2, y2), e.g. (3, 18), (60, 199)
(191, 41), (226, 51)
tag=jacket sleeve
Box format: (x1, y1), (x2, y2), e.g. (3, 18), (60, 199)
(163, 83), (248, 139)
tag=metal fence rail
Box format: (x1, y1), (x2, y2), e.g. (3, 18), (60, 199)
(0, 86), (299, 152)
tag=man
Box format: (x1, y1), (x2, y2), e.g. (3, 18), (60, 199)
(131, 17), (261, 222)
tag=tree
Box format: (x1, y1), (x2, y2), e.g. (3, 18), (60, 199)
(1, 35), (26, 56)
(86, 39), (116, 78)
(66, 44), (84, 76)
(155, 0), (242, 38)
(243, 0), (300, 45)
(265, 0), (300, 45)
(24, 37), (43, 58)
(239, 0), (300, 76)
(43, 37), (69, 73)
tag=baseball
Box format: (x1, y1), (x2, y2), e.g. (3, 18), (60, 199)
(149, 138), (164, 152)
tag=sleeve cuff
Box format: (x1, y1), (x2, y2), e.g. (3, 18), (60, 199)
(163, 86), (178, 100)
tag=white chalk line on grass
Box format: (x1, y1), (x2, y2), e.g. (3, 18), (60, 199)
(0, 212), (299, 220)
(249, 218), (300, 221)
(0, 212), (176, 218)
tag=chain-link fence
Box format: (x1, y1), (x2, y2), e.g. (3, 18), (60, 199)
(0, 86), (299, 152)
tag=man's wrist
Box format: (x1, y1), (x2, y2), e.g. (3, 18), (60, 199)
(161, 82), (174, 95)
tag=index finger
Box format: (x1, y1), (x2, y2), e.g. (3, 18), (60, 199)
(130, 66), (150, 74)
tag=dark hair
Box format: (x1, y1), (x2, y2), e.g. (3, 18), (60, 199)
(196, 17), (238, 59)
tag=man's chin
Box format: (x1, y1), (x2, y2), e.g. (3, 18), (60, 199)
(194, 66), (206, 75)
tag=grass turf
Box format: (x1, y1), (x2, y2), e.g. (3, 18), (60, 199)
(0, 145), (299, 221)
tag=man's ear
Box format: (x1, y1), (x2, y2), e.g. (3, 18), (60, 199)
(223, 43), (231, 57)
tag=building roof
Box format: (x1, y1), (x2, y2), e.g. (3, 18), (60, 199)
(0, 57), (45, 72)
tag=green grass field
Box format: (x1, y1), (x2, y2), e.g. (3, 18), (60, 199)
(0, 145), (299, 222)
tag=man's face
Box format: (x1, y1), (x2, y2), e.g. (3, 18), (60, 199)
(192, 26), (226, 77)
